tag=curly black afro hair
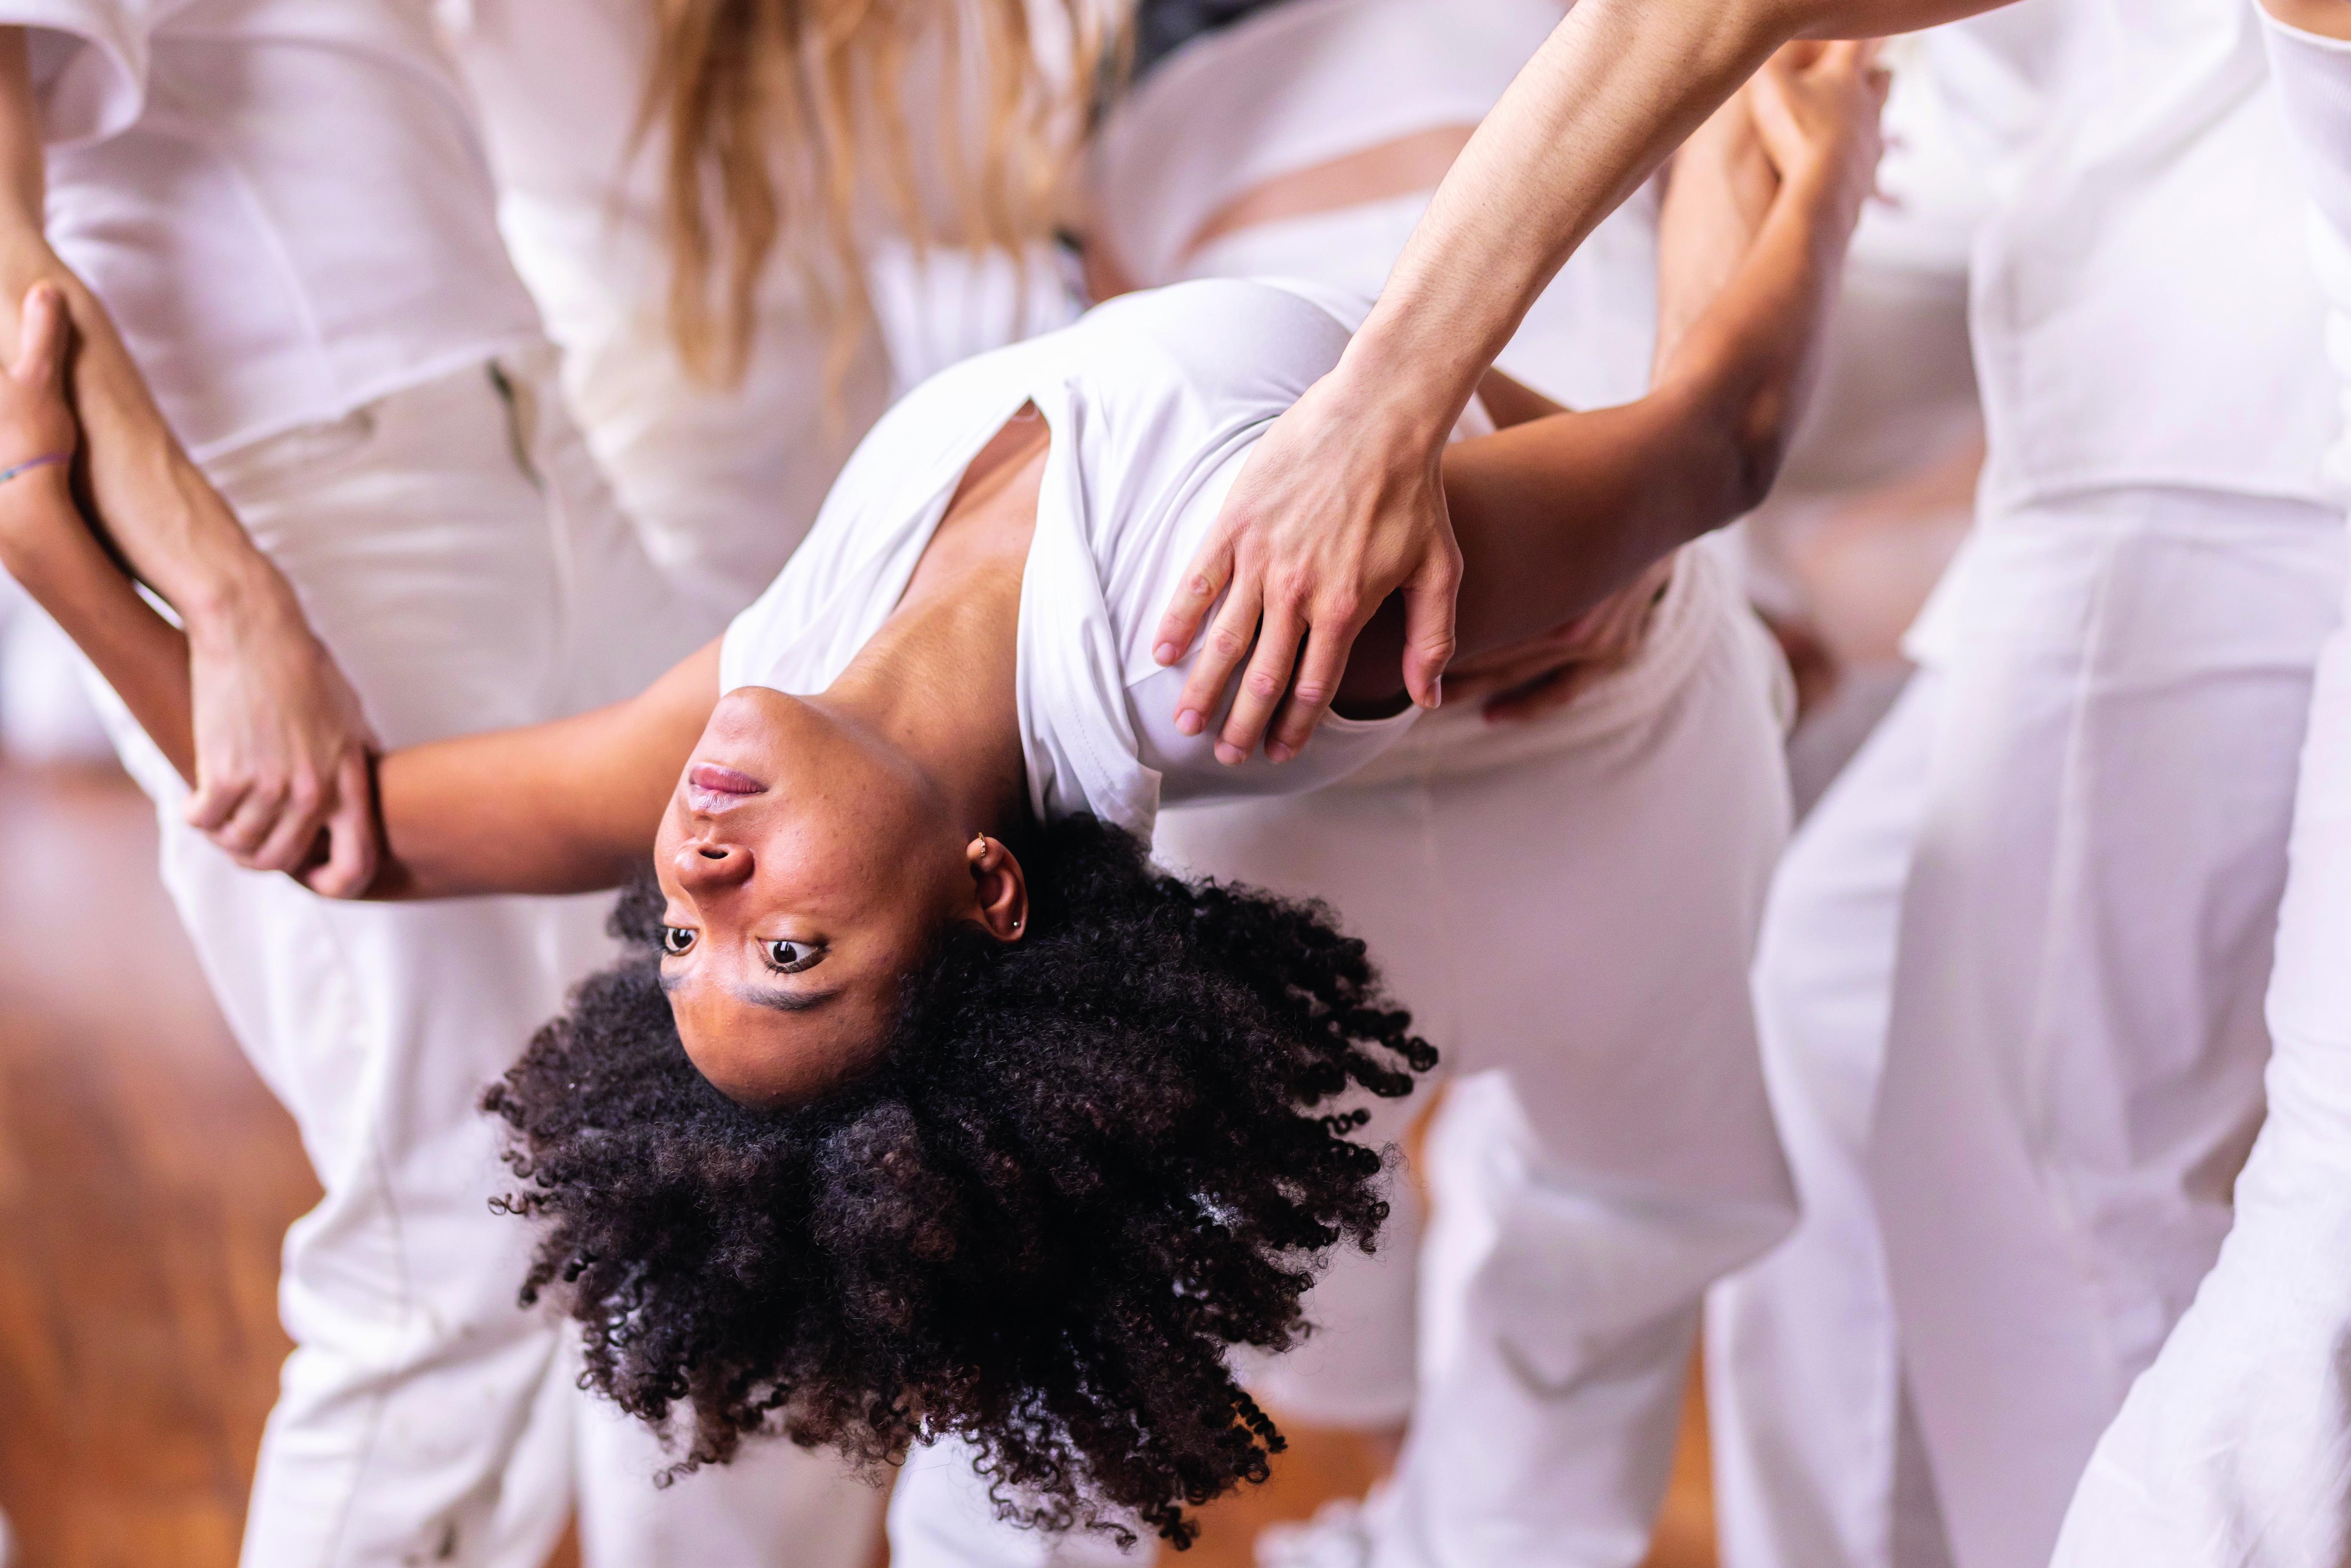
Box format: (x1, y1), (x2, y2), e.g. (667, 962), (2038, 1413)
(483, 812), (1436, 1549)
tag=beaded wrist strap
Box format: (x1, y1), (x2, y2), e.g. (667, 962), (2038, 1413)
(0, 452), (68, 486)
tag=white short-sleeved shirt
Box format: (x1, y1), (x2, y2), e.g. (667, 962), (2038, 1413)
(719, 279), (1422, 839)
(14, 0), (543, 457)
(2264, 8), (2351, 504)
(1961, 0), (2337, 513)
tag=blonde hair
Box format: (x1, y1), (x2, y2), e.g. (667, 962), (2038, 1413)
(645, 0), (1108, 390)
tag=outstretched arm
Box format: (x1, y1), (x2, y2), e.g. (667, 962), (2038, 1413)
(1333, 43), (1885, 707)
(364, 646), (718, 899)
(0, 284), (715, 900)
(1161, 0), (2014, 761)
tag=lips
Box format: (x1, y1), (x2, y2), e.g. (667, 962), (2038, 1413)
(690, 763), (765, 796)
(685, 761), (766, 814)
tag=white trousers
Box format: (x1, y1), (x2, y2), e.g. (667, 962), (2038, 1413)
(93, 352), (881, 1568)
(891, 546), (1799, 1568)
(2044, 538), (2351, 1566)
(1709, 489), (2348, 1568)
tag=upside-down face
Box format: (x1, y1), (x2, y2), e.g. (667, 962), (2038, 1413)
(651, 686), (992, 1107)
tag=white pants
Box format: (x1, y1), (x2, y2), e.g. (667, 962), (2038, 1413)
(93, 352), (880, 1568)
(1704, 675), (1953, 1568)
(2044, 536), (2351, 1566)
(1710, 489), (2347, 1568)
(891, 546), (1799, 1568)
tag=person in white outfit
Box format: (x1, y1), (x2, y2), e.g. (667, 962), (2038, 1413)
(434, 3), (1096, 1559)
(438, 0), (1094, 623)
(1710, 6), (2347, 1567)
(883, 5), (1828, 1566)
(2043, 3), (2351, 1561)
(0, 7), (722, 1565)
(1096, 3), (2336, 1567)
(0, 65), (1871, 1543)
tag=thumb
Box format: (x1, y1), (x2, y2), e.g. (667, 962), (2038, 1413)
(14, 282), (67, 393)
(1398, 528), (1461, 710)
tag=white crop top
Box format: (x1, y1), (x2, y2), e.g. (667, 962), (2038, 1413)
(718, 278), (1424, 839)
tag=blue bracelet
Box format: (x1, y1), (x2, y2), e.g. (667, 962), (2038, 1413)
(0, 452), (68, 485)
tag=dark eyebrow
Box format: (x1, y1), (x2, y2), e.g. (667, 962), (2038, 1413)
(658, 969), (844, 1015)
(733, 984), (845, 1015)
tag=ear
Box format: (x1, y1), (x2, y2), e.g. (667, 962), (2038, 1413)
(962, 833), (1031, 944)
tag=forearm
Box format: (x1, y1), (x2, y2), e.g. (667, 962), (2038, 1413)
(372, 737), (641, 900)
(1339, 0), (1782, 442)
(0, 473), (193, 777)
(369, 643), (720, 901)
(1341, 162), (1852, 693)
(1333, 0), (2004, 436)
(0, 30), (298, 636)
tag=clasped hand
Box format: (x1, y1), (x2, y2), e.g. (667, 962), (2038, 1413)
(0, 282), (380, 896)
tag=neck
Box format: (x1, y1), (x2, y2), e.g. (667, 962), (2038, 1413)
(822, 411), (1050, 842)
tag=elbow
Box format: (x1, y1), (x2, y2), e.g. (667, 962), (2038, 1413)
(1698, 385), (1794, 523)
(1729, 405), (1791, 517)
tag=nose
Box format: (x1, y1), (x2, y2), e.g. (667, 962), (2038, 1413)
(674, 836), (755, 891)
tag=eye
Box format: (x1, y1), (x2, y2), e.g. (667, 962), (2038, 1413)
(765, 938), (823, 974)
(660, 925), (696, 956)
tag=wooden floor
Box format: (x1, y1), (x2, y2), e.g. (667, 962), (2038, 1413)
(0, 759), (1715, 1568)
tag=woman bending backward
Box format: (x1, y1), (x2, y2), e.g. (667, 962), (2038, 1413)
(0, 43), (1882, 1550)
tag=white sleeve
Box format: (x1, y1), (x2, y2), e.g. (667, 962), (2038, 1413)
(2, 0), (156, 146)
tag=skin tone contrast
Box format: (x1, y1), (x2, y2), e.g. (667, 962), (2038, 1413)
(0, 47), (1882, 1109)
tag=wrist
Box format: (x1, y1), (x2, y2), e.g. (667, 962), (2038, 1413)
(1783, 157), (1866, 233)
(1326, 325), (1479, 459)
(101, 451), (296, 633)
(176, 547), (304, 644)
(0, 463), (76, 563)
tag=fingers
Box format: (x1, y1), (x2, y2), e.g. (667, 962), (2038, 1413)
(303, 750), (380, 898)
(1214, 599), (1305, 764)
(13, 282), (66, 390)
(243, 766), (330, 873)
(206, 773), (291, 859)
(183, 773), (250, 835)
(186, 761), (316, 868)
(1153, 530), (1235, 669)
(1264, 618), (1357, 763)
(1172, 568), (1262, 740)
(1397, 535), (1461, 711)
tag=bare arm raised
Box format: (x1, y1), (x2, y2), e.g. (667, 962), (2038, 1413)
(1159, 0), (2015, 762)
(1330, 42), (1886, 709)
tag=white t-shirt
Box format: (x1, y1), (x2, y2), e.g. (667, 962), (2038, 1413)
(1961, 0), (2337, 513)
(2264, 7), (2351, 504)
(14, 0), (543, 457)
(719, 278), (1422, 839)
